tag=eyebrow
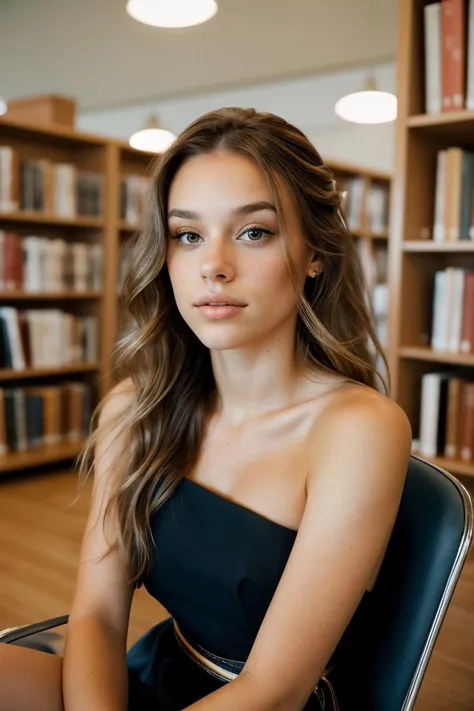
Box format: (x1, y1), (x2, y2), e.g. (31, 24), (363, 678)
(168, 201), (277, 220)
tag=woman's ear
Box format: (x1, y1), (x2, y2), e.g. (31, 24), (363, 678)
(307, 258), (323, 278)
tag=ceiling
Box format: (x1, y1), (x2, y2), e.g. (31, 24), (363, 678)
(0, 0), (398, 113)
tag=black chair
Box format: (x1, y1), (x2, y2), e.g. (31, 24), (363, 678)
(1, 455), (472, 711)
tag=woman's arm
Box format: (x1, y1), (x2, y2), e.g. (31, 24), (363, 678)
(183, 391), (412, 711)
(62, 379), (136, 711)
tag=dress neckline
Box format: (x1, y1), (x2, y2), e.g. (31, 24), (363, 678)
(181, 477), (298, 535)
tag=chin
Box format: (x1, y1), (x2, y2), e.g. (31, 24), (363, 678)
(192, 324), (254, 352)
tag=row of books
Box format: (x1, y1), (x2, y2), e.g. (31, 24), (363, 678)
(0, 146), (103, 217)
(0, 307), (98, 369)
(339, 176), (390, 235)
(0, 382), (94, 453)
(417, 372), (474, 461)
(431, 268), (474, 352)
(120, 174), (150, 226)
(432, 147), (474, 241)
(0, 231), (102, 292)
(424, 0), (474, 114)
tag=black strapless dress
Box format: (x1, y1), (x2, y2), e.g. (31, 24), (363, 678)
(127, 477), (371, 710)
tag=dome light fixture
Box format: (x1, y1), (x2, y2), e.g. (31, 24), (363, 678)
(129, 114), (176, 153)
(335, 75), (397, 125)
(126, 0), (218, 28)
(0, 99), (7, 116)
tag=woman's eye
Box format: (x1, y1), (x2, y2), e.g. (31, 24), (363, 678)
(174, 231), (202, 245)
(240, 227), (272, 242)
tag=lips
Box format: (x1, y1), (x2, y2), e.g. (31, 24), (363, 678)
(194, 295), (247, 307)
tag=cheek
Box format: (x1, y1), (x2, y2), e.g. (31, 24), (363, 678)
(166, 258), (192, 310)
(256, 254), (296, 302)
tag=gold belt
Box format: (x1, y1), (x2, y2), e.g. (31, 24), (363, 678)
(172, 619), (339, 710)
(173, 619), (240, 682)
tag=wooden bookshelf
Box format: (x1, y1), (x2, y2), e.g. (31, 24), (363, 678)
(328, 161), (391, 300)
(0, 115), (112, 474)
(403, 241), (474, 252)
(0, 439), (85, 473)
(387, 0), (474, 484)
(0, 212), (104, 228)
(0, 363), (100, 380)
(0, 291), (103, 300)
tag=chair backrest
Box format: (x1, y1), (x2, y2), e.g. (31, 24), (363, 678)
(335, 455), (473, 711)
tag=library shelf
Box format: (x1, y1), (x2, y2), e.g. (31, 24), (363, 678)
(0, 439), (86, 473)
(0, 363), (100, 380)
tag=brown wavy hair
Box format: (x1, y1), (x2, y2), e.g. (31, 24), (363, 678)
(78, 107), (388, 585)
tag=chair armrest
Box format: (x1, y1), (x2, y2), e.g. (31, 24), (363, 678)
(0, 614), (69, 644)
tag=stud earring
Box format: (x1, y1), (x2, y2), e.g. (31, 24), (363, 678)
(311, 270), (318, 278)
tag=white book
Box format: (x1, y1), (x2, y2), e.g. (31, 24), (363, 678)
(419, 372), (444, 458)
(49, 239), (67, 292)
(23, 236), (43, 293)
(431, 270), (449, 351)
(54, 164), (76, 217)
(424, 3), (443, 114)
(433, 150), (447, 242)
(72, 242), (89, 292)
(448, 268), (465, 352)
(0, 147), (17, 212)
(0, 308), (25, 370)
(372, 283), (389, 319)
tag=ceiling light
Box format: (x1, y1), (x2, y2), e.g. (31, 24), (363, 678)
(129, 114), (176, 153)
(335, 75), (397, 124)
(126, 0), (218, 28)
(0, 99), (7, 116)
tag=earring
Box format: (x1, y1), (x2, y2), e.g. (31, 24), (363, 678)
(311, 270), (318, 278)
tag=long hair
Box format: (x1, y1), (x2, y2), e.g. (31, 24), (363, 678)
(78, 107), (387, 585)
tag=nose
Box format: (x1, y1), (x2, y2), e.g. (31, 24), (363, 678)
(200, 238), (235, 283)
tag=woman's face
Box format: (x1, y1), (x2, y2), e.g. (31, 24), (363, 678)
(166, 149), (319, 352)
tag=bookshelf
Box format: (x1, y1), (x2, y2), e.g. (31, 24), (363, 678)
(0, 115), (110, 475)
(328, 161), (391, 359)
(388, 0), (474, 480)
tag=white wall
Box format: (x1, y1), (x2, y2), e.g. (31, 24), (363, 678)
(79, 61), (396, 173)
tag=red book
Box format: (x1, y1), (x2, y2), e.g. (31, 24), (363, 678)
(441, 0), (467, 111)
(460, 271), (474, 353)
(3, 232), (18, 291)
(14, 233), (23, 290)
(459, 382), (474, 461)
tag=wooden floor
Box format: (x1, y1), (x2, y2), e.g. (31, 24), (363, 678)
(0, 469), (473, 710)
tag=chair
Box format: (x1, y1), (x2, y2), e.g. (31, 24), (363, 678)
(1, 455), (472, 711)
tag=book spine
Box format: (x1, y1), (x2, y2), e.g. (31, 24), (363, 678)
(425, 2), (443, 113)
(445, 377), (462, 457)
(441, 0), (467, 111)
(434, 150), (447, 241)
(431, 270), (448, 350)
(419, 373), (443, 457)
(460, 270), (474, 351)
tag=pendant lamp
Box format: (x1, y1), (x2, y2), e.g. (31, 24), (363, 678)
(126, 0), (218, 28)
(335, 75), (397, 125)
(129, 115), (176, 153)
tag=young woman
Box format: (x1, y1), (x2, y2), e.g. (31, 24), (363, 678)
(0, 107), (411, 711)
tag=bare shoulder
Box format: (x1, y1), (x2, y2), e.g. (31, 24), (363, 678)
(94, 378), (137, 483)
(101, 377), (136, 419)
(309, 383), (412, 485)
(324, 382), (410, 430)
